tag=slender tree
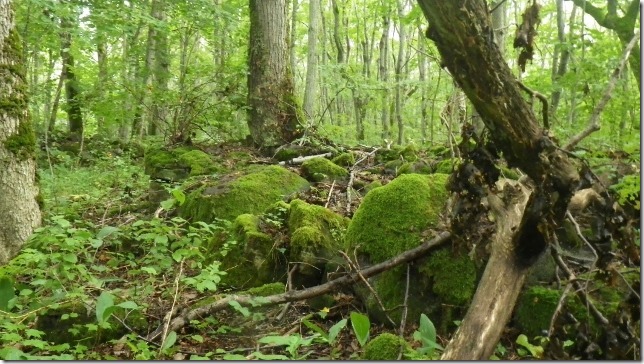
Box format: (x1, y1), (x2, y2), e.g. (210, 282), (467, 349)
(248, 0), (302, 150)
(0, 0), (42, 265)
(302, 0), (319, 120)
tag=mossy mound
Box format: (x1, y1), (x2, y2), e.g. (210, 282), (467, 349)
(434, 158), (456, 174)
(300, 157), (348, 182)
(418, 248), (476, 306)
(514, 286), (566, 338)
(375, 145), (419, 163)
(144, 146), (220, 179)
(345, 173), (449, 261)
(345, 173), (450, 325)
(215, 214), (286, 289)
(287, 199), (349, 288)
(331, 152), (356, 167)
(243, 282), (285, 296)
(180, 165), (310, 222)
(362, 333), (412, 360)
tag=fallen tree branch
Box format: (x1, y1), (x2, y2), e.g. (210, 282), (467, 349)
(517, 80), (549, 129)
(564, 31), (640, 150)
(277, 152), (333, 166)
(146, 231), (451, 341)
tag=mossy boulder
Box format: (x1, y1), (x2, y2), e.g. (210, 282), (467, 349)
(375, 144), (419, 163)
(300, 157), (348, 182)
(362, 333), (412, 360)
(180, 165), (310, 222)
(331, 152), (356, 167)
(287, 199), (349, 288)
(214, 214), (286, 289)
(144, 147), (223, 204)
(344, 173), (451, 325)
(434, 158), (455, 174)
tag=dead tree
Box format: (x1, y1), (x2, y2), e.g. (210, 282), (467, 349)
(416, 0), (580, 359)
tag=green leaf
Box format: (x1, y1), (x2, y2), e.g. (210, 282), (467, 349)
(96, 292), (115, 324)
(302, 319), (327, 340)
(350, 312), (370, 347)
(228, 300), (250, 317)
(0, 277), (15, 311)
(97, 226), (119, 239)
(141, 267), (158, 275)
(116, 301), (139, 310)
(223, 354), (248, 360)
(171, 189), (186, 205)
(258, 335), (294, 346)
(191, 334), (204, 343)
(417, 313), (438, 355)
(160, 198), (175, 210)
(516, 334), (544, 358)
(161, 331), (177, 351)
(328, 319), (347, 344)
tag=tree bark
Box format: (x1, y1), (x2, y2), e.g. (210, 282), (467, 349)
(416, 0), (580, 359)
(0, 0), (42, 265)
(247, 0), (302, 150)
(302, 0), (319, 121)
(59, 1), (83, 141)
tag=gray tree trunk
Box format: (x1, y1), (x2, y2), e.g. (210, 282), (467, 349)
(0, 0), (42, 265)
(302, 0), (319, 121)
(248, 0), (302, 150)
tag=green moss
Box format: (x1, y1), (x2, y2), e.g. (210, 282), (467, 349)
(400, 144), (419, 162)
(345, 173), (449, 262)
(301, 157), (348, 182)
(331, 152), (356, 167)
(144, 147), (219, 179)
(180, 165), (309, 222)
(383, 159), (404, 175)
(288, 199), (349, 286)
(514, 286), (563, 337)
(216, 214), (283, 288)
(375, 146), (404, 163)
(434, 158), (455, 174)
(3, 117), (36, 160)
(244, 282), (285, 296)
(363, 180), (382, 194)
(362, 333), (412, 360)
(418, 248), (476, 306)
(500, 166), (520, 180)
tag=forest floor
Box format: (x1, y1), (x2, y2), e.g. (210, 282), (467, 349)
(10, 137), (639, 360)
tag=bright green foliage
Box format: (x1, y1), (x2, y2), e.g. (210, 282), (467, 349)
(418, 248), (476, 306)
(180, 165), (310, 222)
(287, 199), (349, 284)
(362, 333), (411, 360)
(350, 311), (371, 347)
(610, 174), (640, 210)
(345, 173), (449, 262)
(300, 157), (348, 182)
(375, 145), (419, 163)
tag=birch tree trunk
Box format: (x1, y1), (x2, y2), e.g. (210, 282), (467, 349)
(0, 0), (42, 265)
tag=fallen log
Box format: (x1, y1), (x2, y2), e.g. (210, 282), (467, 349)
(146, 231), (451, 341)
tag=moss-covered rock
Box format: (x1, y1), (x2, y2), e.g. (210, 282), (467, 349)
(215, 214), (286, 289)
(331, 152), (356, 167)
(362, 333), (412, 360)
(345, 173), (450, 325)
(434, 158), (455, 174)
(300, 157), (348, 182)
(375, 144), (419, 163)
(180, 165), (309, 222)
(418, 248), (476, 306)
(144, 147), (220, 179)
(362, 180), (382, 194)
(514, 286), (565, 338)
(287, 199), (349, 287)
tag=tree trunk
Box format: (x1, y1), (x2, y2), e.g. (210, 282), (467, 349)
(149, 0), (168, 136)
(302, 0), (319, 121)
(417, 24), (428, 144)
(0, 0), (42, 265)
(394, 0), (406, 145)
(417, 0), (580, 359)
(248, 0), (302, 150)
(59, 4), (83, 141)
(550, 0), (575, 117)
(378, 15), (390, 140)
